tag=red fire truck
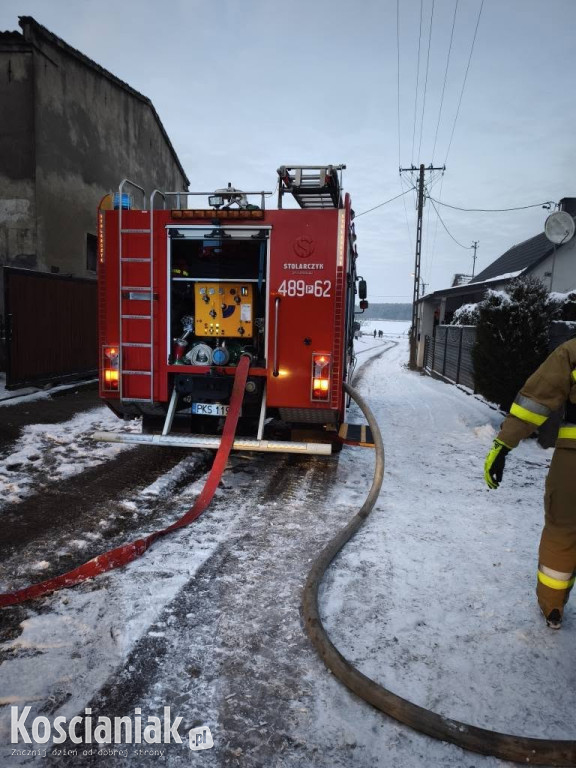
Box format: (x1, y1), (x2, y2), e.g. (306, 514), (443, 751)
(95, 165), (367, 455)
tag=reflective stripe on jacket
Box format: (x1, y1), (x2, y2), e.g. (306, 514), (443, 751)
(497, 338), (576, 450)
(509, 394), (551, 426)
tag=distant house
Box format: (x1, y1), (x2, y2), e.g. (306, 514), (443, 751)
(415, 198), (576, 366)
(0, 16), (189, 374)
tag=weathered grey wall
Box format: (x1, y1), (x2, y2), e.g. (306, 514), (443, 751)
(0, 20), (189, 372)
(28, 25), (188, 278)
(0, 40), (36, 368)
(0, 43), (37, 270)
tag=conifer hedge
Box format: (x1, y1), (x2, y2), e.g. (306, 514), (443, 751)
(471, 277), (558, 410)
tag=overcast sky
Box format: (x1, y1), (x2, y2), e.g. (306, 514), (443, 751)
(2, 0), (575, 302)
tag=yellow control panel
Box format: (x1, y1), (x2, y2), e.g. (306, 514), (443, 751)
(194, 282), (253, 338)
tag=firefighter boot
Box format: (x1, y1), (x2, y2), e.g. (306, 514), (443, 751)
(544, 609), (562, 630)
(542, 569), (576, 628)
(536, 448), (576, 627)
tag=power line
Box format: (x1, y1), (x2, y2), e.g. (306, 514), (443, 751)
(411, 0), (424, 163)
(417, 0), (435, 163)
(396, 0), (402, 170)
(425, 168), (444, 191)
(431, 0), (458, 162)
(444, 0), (484, 164)
(396, 0), (414, 251)
(426, 194), (555, 212)
(399, 174), (414, 253)
(426, 171), (445, 286)
(355, 187), (415, 218)
(428, 196), (471, 249)
(422, 181), (433, 296)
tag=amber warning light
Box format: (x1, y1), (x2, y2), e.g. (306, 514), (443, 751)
(311, 353), (331, 401)
(171, 209), (264, 220)
(102, 346), (119, 391)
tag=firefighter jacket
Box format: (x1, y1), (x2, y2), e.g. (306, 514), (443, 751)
(497, 338), (576, 450)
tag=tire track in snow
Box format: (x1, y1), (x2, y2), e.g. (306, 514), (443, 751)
(47, 452), (369, 767)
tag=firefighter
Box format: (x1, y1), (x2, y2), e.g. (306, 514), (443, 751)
(484, 338), (576, 629)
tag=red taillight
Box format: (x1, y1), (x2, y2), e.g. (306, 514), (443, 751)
(102, 345), (119, 391)
(311, 352), (331, 401)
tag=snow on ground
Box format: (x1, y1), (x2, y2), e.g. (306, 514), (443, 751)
(0, 454), (234, 729)
(0, 373), (98, 406)
(0, 373), (38, 403)
(322, 334), (576, 743)
(0, 408), (138, 509)
(1, 329), (575, 766)
(358, 319), (411, 337)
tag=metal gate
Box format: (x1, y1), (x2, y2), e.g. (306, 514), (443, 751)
(4, 268), (97, 389)
(424, 325), (476, 389)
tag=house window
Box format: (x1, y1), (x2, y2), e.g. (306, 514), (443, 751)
(86, 233), (97, 272)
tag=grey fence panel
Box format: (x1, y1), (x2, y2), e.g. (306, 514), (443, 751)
(434, 326), (447, 375)
(444, 326), (462, 382)
(426, 324), (477, 389)
(459, 327), (476, 389)
(424, 335), (433, 369)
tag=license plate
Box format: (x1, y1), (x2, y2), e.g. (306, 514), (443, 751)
(191, 402), (231, 417)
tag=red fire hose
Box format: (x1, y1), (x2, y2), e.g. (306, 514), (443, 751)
(0, 355), (251, 608)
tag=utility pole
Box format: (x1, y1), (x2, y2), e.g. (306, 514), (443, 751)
(471, 240), (479, 277)
(400, 163), (445, 369)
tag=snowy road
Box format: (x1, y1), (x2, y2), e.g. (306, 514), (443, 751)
(1, 321), (575, 767)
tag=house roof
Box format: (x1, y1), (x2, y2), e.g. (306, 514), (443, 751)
(469, 231), (553, 284)
(420, 280), (489, 303)
(0, 30), (27, 42)
(12, 16), (189, 188)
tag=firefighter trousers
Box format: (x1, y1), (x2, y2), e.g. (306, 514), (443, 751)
(537, 448), (576, 617)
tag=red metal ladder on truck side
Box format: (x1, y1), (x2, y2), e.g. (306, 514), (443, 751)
(118, 180), (154, 404)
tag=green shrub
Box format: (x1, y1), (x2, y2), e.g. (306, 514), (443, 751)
(451, 303), (479, 326)
(472, 277), (559, 410)
(552, 291), (576, 321)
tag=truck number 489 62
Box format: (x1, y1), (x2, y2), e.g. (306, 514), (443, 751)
(277, 279), (332, 297)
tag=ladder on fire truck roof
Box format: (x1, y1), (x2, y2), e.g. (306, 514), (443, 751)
(277, 165), (345, 209)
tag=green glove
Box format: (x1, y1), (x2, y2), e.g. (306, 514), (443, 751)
(484, 439), (511, 489)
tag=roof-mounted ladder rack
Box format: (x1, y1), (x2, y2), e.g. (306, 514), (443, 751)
(277, 165), (345, 209)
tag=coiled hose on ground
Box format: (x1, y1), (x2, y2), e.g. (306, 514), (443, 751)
(301, 381), (576, 766)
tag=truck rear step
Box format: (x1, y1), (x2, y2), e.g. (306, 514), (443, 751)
(92, 431), (332, 455)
